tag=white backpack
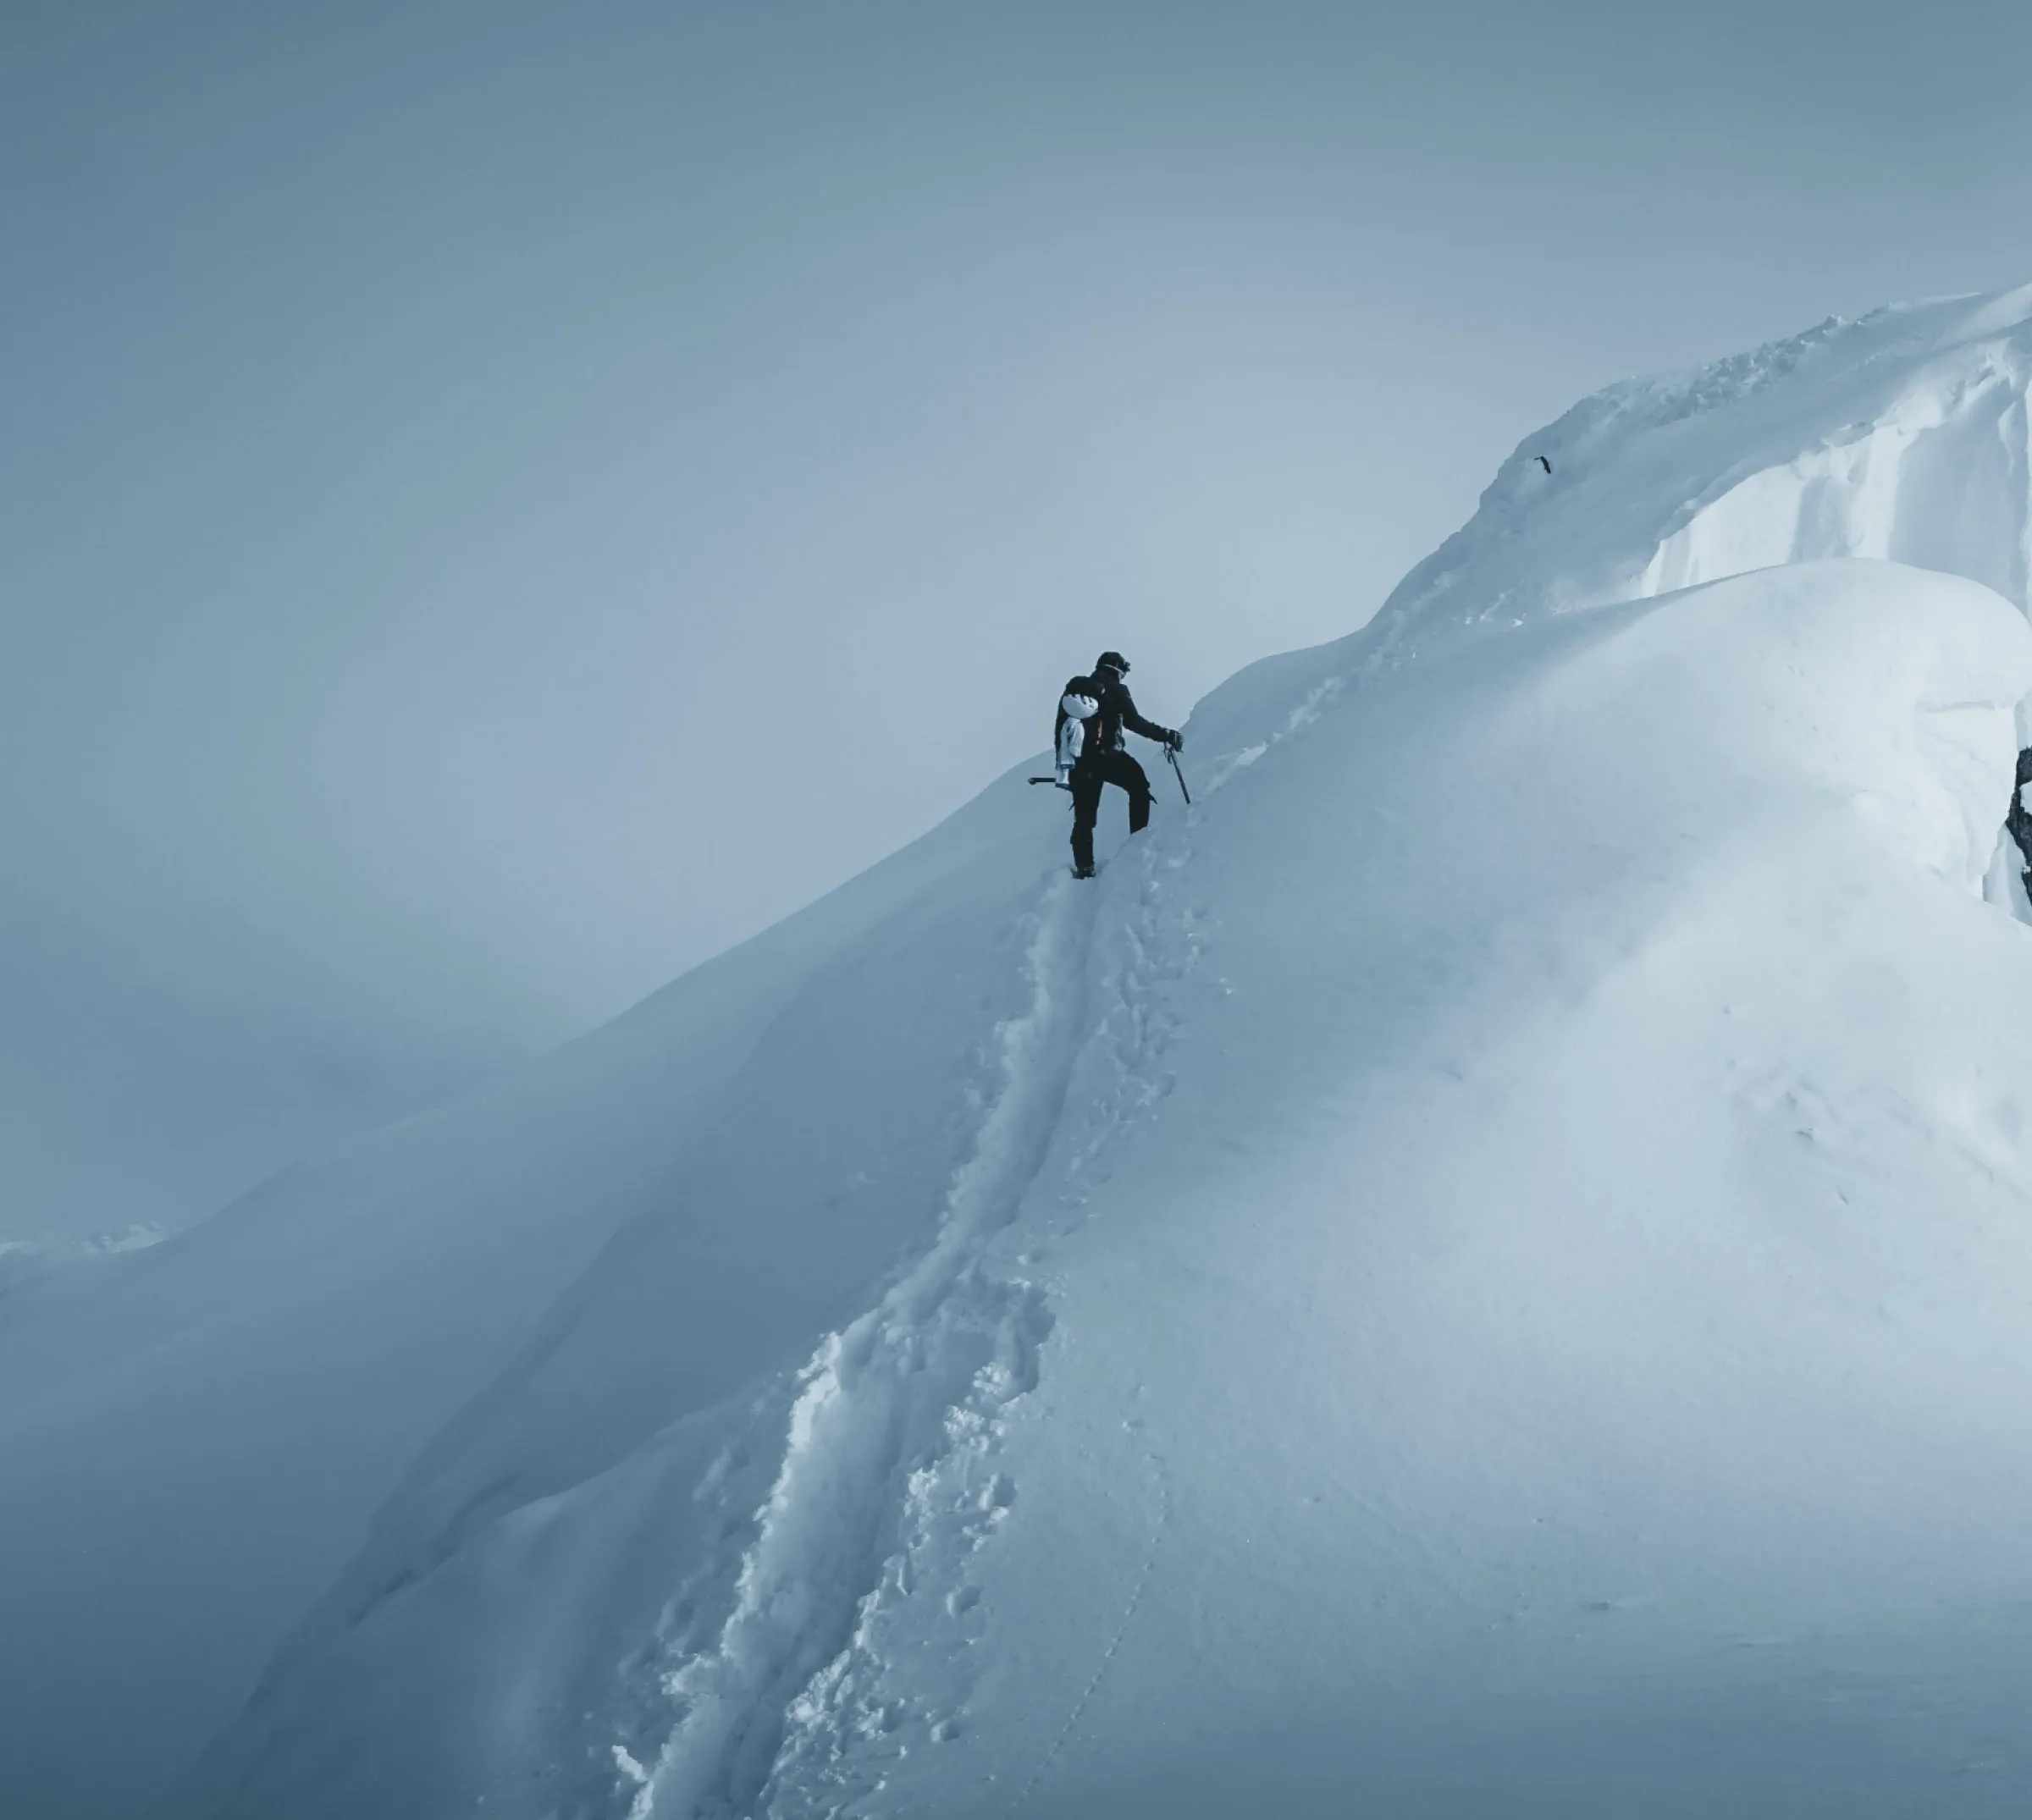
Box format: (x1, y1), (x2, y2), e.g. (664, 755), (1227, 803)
(1056, 688), (1100, 783)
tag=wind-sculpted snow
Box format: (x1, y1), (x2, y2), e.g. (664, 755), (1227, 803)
(616, 881), (1094, 1819)
(0, 754), (1075, 1819)
(175, 560), (2032, 1820)
(16, 288), (2032, 1820)
(170, 792), (1212, 1820)
(1373, 284), (2032, 659)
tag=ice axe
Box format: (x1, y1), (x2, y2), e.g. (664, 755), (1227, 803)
(1167, 746), (1191, 804)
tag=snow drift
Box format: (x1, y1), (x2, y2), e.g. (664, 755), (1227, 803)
(1377, 282), (2032, 654)
(12, 287), (2032, 1820)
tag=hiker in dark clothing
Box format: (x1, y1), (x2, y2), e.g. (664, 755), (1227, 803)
(1054, 651), (1182, 879)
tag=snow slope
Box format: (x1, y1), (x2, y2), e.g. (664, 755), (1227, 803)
(1376, 282), (2032, 652)
(11, 286), (2032, 1819)
(0, 759), (1059, 1819)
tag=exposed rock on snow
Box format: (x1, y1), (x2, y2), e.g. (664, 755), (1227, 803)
(2002, 747), (2032, 902)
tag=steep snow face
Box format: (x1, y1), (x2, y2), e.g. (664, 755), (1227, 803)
(0, 780), (1065, 1819)
(12, 286), (2032, 1820)
(177, 560), (2032, 1820)
(1376, 284), (2032, 654)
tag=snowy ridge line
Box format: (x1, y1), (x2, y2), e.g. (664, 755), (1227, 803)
(621, 873), (1102, 1820)
(986, 812), (1206, 1817)
(752, 812), (1212, 1817)
(0, 1223), (164, 1296)
(23, 287), (2032, 1820)
(1199, 670), (1356, 801)
(655, 809), (1211, 1819)
(1345, 289), (2032, 681)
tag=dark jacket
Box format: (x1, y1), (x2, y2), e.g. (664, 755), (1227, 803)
(1058, 671), (1173, 764)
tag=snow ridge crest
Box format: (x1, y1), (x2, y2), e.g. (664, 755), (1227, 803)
(621, 878), (1094, 1818)
(1367, 281), (2032, 665)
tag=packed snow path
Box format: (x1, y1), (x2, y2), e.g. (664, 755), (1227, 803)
(15, 286), (2032, 1819)
(619, 874), (1104, 1817)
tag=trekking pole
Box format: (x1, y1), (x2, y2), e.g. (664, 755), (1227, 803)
(1168, 747), (1191, 804)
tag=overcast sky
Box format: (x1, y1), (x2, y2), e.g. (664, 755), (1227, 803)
(8, 0), (2032, 1237)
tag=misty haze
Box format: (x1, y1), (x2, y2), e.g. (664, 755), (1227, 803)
(9, 4), (2032, 1817)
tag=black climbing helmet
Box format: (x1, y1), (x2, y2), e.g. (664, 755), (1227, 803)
(1094, 650), (1129, 678)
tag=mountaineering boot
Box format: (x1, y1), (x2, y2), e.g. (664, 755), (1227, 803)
(1073, 862), (1096, 880)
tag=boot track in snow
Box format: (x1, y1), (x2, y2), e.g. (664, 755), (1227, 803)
(621, 871), (1109, 1819)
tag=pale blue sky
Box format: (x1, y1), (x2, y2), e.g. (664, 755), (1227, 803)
(7, 0), (2031, 1234)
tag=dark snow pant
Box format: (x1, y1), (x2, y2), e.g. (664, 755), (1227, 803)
(1070, 751), (1151, 872)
